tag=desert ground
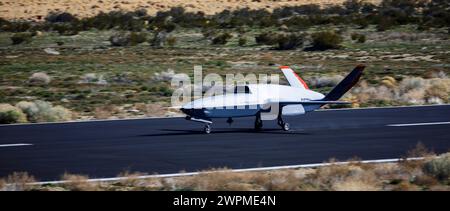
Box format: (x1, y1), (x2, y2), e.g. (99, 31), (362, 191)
(1, 0), (380, 20)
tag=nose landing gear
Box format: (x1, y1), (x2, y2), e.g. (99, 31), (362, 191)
(204, 124), (211, 134)
(254, 113), (263, 131)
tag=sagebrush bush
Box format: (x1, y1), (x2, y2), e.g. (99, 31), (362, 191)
(310, 31), (343, 51)
(308, 75), (344, 88)
(212, 32), (232, 45)
(79, 73), (107, 85)
(276, 33), (304, 50)
(5, 172), (36, 191)
(166, 36), (177, 47)
(45, 12), (78, 23)
(255, 32), (279, 45)
(61, 173), (100, 191)
(29, 72), (51, 85)
(423, 153), (450, 180)
(129, 32), (147, 45)
(109, 32), (147, 46)
(0, 104), (28, 124)
(16, 100), (72, 123)
(238, 37), (247, 46)
(10, 32), (33, 45)
(52, 23), (79, 36)
(351, 33), (366, 43)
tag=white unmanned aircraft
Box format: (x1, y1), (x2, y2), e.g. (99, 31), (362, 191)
(181, 65), (365, 133)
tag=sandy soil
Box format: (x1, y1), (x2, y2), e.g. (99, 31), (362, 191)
(0, 0), (380, 21)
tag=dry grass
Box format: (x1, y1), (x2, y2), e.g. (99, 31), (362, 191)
(60, 173), (100, 191)
(3, 150), (450, 191)
(94, 105), (121, 119)
(350, 77), (450, 106)
(3, 172), (36, 191)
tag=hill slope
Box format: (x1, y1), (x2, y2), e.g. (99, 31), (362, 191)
(1, 0), (380, 21)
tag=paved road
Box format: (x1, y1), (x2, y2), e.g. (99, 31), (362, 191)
(1, 105), (449, 181)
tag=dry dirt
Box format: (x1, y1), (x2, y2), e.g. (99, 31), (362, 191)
(0, 0), (381, 21)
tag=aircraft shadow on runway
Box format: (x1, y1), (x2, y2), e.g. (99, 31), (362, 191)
(138, 128), (311, 137)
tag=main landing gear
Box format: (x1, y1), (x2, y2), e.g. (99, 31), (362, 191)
(254, 113), (263, 131)
(277, 116), (290, 131)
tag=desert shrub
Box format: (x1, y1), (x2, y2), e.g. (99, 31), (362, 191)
(425, 82), (449, 102)
(308, 75), (344, 88)
(255, 32), (279, 45)
(153, 69), (176, 82)
(276, 33), (304, 50)
(166, 36), (177, 47)
(151, 31), (168, 47)
(109, 32), (147, 46)
(10, 32), (33, 45)
(79, 73), (107, 85)
(61, 173), (100, 191)
(46, 12), (78, 23)
(0, 104), (28, 124)
(351, 33), (366, 43)
(94, 105), (121, 119)
(84, 11), (146, 31)
(16, 100), (73, 123)
(4, 172), (36, 191)
(212, 32), (232, 45)
(309, 31), (343, 51)
(129, 32), (147, 45)
(238, 37), (247, 46)
(29, 72), (51, 85)
(343, 0), (364, 14)
(423, 153), (450, 180)
(52, 23), (79, 36)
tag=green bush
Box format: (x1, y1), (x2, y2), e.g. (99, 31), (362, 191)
(238, 37), (247, 46)
(212, 32), (232, 45)
(423, 153), (450, 180)
(10, 32), (33, 45)
(0, 104), (28, 124)
(309, 31), (343, 51)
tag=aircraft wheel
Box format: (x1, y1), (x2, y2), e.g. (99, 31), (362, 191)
(282, 123), (290, 131)
(255, 121), (263, 131)
(204, 124), (211, 134)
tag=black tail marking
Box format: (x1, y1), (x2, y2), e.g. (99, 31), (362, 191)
(324, 65), (365, 101)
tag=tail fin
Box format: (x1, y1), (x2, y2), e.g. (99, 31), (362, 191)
(324, 65), (365, 101)
(280, 66), (309, 89)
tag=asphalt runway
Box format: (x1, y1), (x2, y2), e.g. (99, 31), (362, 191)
(1, 105), (449, 181)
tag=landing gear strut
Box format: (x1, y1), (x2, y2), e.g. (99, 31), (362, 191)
(254, 113), (263, 131)
(277, 116), (290, 131)
(226, 117), (233, 125)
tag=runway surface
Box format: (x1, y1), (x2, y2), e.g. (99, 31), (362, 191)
(1, 105), (449, 181)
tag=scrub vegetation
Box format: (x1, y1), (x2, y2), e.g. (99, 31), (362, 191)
(1, 146), (449, 191)
(0, 0), (449, 123)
